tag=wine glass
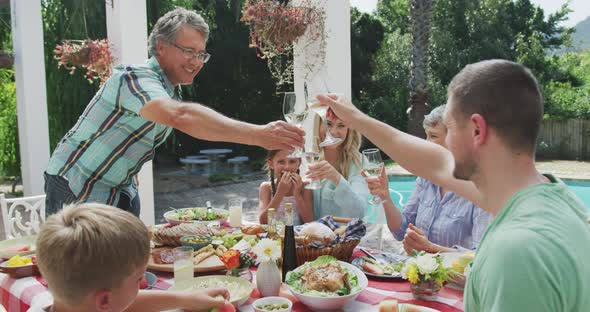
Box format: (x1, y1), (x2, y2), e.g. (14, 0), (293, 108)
(307, 79), (342, 147)
(283, 92), (307, 158)
(362, 148), (386, 205)
(304, 136), (322, 190)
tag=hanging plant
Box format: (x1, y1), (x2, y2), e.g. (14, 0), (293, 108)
(241, 0), (327, 87)
(53, 39), (115, 86)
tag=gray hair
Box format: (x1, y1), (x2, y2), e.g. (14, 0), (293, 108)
(148, 7), (210, 57)
(423, 105), (446, 129)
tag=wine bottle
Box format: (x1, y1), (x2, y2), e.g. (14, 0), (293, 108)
(281, 203), (297, 282)
(267, 208), (279, 240)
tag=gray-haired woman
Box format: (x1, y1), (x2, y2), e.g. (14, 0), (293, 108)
(364, 105), (492, 255)
(45, 7), (304, 216)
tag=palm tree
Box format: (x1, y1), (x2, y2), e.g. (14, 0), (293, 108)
(407, 0), (433, 138)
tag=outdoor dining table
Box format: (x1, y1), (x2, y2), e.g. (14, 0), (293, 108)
(0, 248), (464, 312)
(200, 149), (233, 174)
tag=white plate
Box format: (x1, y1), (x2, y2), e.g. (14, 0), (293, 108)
(0, 235), (36, 259)
(285, 260), (368, 312)
(168, 275), (254, 307)
(399, 303), (440, 312)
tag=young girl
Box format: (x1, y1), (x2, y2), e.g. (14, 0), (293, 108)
(258, 150), (313, 225)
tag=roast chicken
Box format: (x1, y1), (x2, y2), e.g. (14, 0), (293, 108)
(302, 262), (349, 293)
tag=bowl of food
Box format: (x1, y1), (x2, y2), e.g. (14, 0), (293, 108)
(180, 235), (212, 251)
(168, 275), (254, 307)
(285, 255), (368, 311)
(164, 207), (228, 225)
(0, 254), (40, 278)
(0, 235), (37, 259)
(253, 297), (292, 312)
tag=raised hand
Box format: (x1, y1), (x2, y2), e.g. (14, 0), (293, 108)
(316, 94), (362, 126)
(362, 163), (390, 200)
(306, 160), (341, 185)
(258, 120), (305, 151)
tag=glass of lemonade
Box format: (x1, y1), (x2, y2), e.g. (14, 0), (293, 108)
(228, 198), (243, 228)
(173, 246), (194, 283)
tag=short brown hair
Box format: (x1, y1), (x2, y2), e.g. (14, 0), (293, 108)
(37, 203), (150, 306)
(448, 59), (543, 154)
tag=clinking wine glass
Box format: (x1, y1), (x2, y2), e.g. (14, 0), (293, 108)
(304, 136), (322, 190)
(307, 80), (342, 147)
(283, 91), (307, 158)
(362, 148), (387, 205)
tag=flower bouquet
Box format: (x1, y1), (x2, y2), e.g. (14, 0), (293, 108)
(220, 249), (255, 282)
(53, 39), (114, 86)
(401, 251), (456, 300)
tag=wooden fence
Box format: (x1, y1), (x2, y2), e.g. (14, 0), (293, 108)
(537, 119), (590, 160)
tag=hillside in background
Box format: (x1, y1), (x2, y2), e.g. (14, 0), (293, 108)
(557, 16), (590, 54)
(572, 16), (590, 50)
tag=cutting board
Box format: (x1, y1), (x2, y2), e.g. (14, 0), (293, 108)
(148, 248), (226, 273)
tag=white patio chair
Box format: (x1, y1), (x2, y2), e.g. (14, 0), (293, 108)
(0, 194), (46, 238)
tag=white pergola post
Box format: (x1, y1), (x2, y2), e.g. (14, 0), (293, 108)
(106, 0), (155, 225)
(10, 0), (50, 196)
(293, 0), (352, 101)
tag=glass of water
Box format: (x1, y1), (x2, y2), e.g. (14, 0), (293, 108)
(173, 246), (194, 283)
(228, 198), (243, 228)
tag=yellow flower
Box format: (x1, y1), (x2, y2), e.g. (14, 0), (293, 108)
(407, 264), (420, 284)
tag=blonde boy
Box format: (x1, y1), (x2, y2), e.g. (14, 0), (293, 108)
(34, 203), (229, 312)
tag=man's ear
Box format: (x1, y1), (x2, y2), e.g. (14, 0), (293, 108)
(156, 40), (166, 57)
(94, 289), (112, 312)
(470, 113), (488, 147)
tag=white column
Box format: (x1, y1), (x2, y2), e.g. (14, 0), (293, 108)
(106, 0), (155, 225)
(294, 0), (352, 178)
(11, 0), (50, 196)
(293, 0), (352, 101)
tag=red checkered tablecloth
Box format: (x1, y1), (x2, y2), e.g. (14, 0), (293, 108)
(1, 249), (463, 312)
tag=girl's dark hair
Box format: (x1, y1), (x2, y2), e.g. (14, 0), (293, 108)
(267, 150), (280, 197)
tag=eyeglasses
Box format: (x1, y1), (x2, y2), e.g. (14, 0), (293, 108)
(169, 42), (211, 63)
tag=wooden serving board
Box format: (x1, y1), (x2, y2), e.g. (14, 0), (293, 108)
(147, 248), (226, 273)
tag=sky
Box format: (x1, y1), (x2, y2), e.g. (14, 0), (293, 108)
(350, 0), (589, 28)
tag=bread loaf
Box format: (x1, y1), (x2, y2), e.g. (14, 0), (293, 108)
(153, 223), (209, 246)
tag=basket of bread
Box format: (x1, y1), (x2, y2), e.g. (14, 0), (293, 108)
(294, 216), (366, 266)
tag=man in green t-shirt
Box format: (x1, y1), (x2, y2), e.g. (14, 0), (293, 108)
(315, 59), (590, 311)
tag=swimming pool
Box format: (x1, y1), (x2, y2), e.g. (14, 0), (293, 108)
(387, 175), (590, 210)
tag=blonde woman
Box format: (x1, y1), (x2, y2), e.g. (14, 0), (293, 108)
(306, 111), (368, 219)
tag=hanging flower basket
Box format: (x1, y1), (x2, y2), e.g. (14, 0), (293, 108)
(53, 39), (115, 86)
(241, 0), (326, 86)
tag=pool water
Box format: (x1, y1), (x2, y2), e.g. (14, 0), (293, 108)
(387, 176), (590, 210)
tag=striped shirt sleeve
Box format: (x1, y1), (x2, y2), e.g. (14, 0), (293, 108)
(119, 66), (171, 115)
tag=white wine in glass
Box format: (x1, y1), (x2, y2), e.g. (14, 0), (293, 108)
(362, 148), (386, 205)
(283, 92), (307, 158)
(304, 151), (322, 189)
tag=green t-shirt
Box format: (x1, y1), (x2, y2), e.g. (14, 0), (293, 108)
(464, 176), (590, 312)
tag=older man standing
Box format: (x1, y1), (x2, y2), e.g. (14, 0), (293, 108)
(45, 8), (304, 216)
(318, 60), (590, 311)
